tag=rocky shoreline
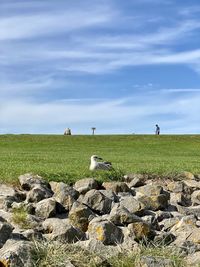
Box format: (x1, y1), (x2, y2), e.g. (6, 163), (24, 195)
(0, 172), (200, 266)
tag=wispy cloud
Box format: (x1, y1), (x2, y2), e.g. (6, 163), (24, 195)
(1, 91), (200, 134)
(0, 5), (113, 41)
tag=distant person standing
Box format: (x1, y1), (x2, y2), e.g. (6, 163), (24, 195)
(155, 124), (160, 135)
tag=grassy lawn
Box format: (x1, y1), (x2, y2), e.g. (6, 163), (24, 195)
(0, 134), (200, 184)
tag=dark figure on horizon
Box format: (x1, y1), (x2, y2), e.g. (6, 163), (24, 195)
(155, 124), (160, 135)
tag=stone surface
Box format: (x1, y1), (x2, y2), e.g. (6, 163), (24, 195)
(75, 238), (119, 258)
(0, 221), (13, 248)
(26, 185), (53, 203)
(124, 173), (146, 186)
(18, 173), (50, 191)
(35, 198), (57, 218)
(186, 251), (200, 266)
(137, 194), (169, 211)
(74, 178), (99, 194)
(0, 240), (33, 267)
(69, 202), (96, 231)
(88, 217), (123, 245)
(42, 217), (85, 242)
(136, 184), (163, 196)
(177, 171), (195, 180)
(82, 189), (112, 214)
(191, 190), (200, 205)
(127, 222), (152, 241)
(109, 203), (142, 226)
(120, 195), (144, 214)
(167, 181), (184, 193)
(102, 182), (130, 194)
(50, 181), (79, 210)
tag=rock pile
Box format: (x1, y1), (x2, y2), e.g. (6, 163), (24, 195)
(1, 172), (200, 266)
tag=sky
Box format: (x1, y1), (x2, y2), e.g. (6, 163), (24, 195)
(1, 0), (200, 134)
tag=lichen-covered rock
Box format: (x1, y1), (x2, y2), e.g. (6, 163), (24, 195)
(74, 178), (99, 194)
(69, 202), (96, 231)
(0, 240), (33, 267)
(50, 181), (79, 210)
(88, 217), (123, 245)
(42, 218), (85, 243)
(82, 189), (112, 214)
(137, 194), (169, 211)
(102, 182), (130, 194)
(35, 198), (57, 218)
(136, 184), (163, 196)
(127, 222), (152, 241)
(177, 171), (195, 180)
(167, 181), (184, 193)
(109, 203), (142, 226)
(170, 216), (200, 246)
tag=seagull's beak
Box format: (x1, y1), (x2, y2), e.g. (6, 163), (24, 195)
(98, 157), (103, 160)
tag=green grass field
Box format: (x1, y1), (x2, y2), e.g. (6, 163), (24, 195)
(1, 134), (200, 184)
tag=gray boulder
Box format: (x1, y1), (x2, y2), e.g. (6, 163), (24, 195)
(136, 184), (164, 196)
(109, 203), (142, 226)
(82, 189), (112, 214)
(120, 195), (144, 214)
(26, 185), (53, 203)
(75, 238), (119, 258)
(42, 218), (85, 242)
(35, 198), (57, 218)
(69, 202), (96, 232)
(74, 178), (99, 194)
(191, 190), (200, 205)
(102, 182), (130, 194)
(0, 221), (13, 248)
(18, 173), (50, 191)
(137, 194), (169, 211)
(88, 217), (123, 245)
(50, 181), (79, 210)
(0, 240), (33, 267)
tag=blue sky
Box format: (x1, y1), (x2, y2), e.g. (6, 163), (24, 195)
(1, 0), (200, 134)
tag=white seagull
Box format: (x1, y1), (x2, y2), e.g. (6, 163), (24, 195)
(89, 155), (113, 171)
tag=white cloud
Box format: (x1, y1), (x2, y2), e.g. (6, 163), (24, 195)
(1, 91), (200, 134)
(0, 7), (113, 40)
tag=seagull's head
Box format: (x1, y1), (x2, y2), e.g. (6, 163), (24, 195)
(91, 155), (103, 161)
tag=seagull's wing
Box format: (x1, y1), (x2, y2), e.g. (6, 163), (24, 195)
(103, 161), (112, 165)
(96, 162), (113, 170)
